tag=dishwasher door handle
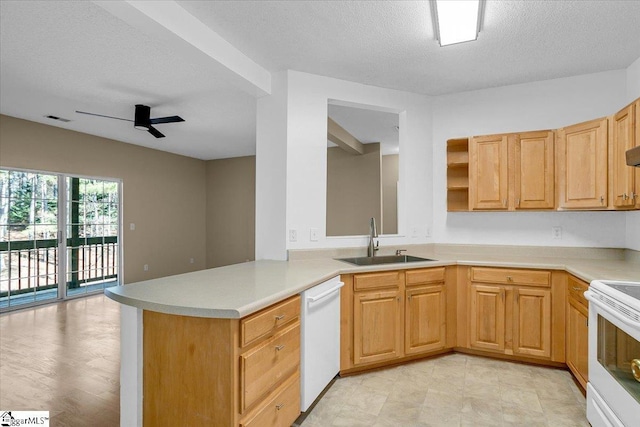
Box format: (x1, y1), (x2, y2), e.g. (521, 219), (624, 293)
(307, 282), (344, 304)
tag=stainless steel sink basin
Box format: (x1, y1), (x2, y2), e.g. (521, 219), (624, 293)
(337, 255), (436, 266)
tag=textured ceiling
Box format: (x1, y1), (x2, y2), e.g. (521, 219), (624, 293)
(179, 0), (640, 95)
(1, 1), (640, 160)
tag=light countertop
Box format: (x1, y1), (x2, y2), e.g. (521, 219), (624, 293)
(105, 251), (639, 319)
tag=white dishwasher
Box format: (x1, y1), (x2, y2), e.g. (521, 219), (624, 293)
(300, 276), (343, 412)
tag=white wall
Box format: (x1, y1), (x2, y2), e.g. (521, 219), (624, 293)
(285, 71), (433, 251)
(255, 71), (288, 260)
(433, 70), (629, 248)
(625, 56), (640, 251)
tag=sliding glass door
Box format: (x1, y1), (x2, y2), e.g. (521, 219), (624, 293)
(0, 169), (120, 310)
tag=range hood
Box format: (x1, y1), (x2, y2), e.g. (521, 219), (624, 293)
(627, 146), (640, 167)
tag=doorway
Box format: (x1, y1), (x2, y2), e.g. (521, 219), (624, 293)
(0, 169), (121, 310)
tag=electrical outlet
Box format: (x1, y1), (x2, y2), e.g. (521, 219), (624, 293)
(129, 223), (135, 231)
(189, 258), (194, 264)
(411, 227), (419, 238)
(289, 229), (297, 242)
(310, 228), (318, 242)
(552, 226), (562, 239)
(426, 227), (432, 237)
(143, 264), (149, 271)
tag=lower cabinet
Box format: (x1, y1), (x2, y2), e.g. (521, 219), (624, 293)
(142, 295), (301, 427)
(566, 275), (589, 389)
(353, 288), (403, 365)
(468, 267), (552, 360)
(344, 267), (449, 371)
(469, 284), (506, 353)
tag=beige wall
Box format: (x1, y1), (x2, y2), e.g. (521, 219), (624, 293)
(326, 143), (381, 236)
(382, 154), (398, 235)
(205, 156), (255, 268)
(0, 115), (207, 284)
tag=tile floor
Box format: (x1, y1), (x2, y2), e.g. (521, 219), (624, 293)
(1, 294), (588, 427)
(300, 353), (588, 427)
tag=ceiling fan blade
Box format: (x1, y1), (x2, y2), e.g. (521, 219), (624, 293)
(149, 115), (185, 125)
(76, 110), (133, 122)
(147, 126), (165, 138)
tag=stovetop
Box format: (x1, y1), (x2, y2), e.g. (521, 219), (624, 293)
(590, 280), (640, 312)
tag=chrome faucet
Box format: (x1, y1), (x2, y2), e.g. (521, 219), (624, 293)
(367, 217), (379, 257)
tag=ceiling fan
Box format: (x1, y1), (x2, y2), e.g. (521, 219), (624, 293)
(76, 104), (184, 138)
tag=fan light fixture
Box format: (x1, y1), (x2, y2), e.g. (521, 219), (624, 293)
(432, 0), (483, 47)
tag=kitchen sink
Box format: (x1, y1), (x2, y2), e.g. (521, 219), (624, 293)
(337, 255), (436, 266)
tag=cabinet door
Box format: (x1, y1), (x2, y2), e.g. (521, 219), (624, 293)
(513, 287), (551, 359)
(353, 289), (403, 366)
(612, 103), (636, 208)
(469, 135), (509, 210)
(557, 118), (608, 209)
(469, 284), (505, 352)
(567, 297), (589, 389)
(405, 284), (446, 355)
(636, 99), (640, 209)
(514, 131), (555, 209)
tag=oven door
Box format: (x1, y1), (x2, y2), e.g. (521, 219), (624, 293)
(585, 290), (640, 427)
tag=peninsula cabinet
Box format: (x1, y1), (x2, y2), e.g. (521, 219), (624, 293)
(142, 295), (301, 427)
(557, 117), (609, 209)
(341, 267), (453, 373)
(566, 275), (589, 390)
(467, 267), (554, 360)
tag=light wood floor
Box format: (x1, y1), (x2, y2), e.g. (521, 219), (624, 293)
(0, 294), (120, 426)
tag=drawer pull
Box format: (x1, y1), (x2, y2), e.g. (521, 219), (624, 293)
(572, 286), (582, 291)
(507, 276), (513, 282)
(276, 403), (285, 410)
(275, 314), (285, 321)
(275, 344), (285, 351)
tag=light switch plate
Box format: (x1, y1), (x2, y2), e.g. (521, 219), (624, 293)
(289, 229), (297, 242)
(310, 228), (318, 241)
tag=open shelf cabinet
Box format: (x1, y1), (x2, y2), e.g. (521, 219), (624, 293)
(447, 138), (469, 211)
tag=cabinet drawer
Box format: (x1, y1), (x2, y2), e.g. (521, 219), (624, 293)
(568, 276), (589, 308)
(240, 373), (300, 427)
(241, 322), (300, 412)
(241, 296), (300, 348)
(354, 271), (401, 291)
(471, 267), (550, 287)
(406, 267), (445, 286)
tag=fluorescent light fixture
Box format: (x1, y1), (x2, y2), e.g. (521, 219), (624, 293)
(432, 0), (483, 47)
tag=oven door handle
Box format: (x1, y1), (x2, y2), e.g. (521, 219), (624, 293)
(585, 290), (640, 329)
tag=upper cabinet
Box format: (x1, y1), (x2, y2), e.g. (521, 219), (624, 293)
(514, 131), (555, 209)
(469, 134), (509, 210)
(447, 98), (640, 212)
(557, 117), (609, 209)
(467, 131), (554, 211)
(611, 101), (638, 209)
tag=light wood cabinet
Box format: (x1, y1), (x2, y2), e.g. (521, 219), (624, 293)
(566, 276), (589, 389)
(468, 267), (553, 360)
(467, 131), (555, 211)
(636, 99), (640, 209)
(469, 284), (506, 352)
(447, 138), (470, 211)
(557, 117), (609, 209)
(342, 267), (452, 372)
(353, 287), (403, 366)
(405, 268), (447, 355)
(142, 295), (301, 427)
(612, 103), (636, 208)
(514, 131), (555, 209)
(513, 287), (551, 358)
(469, 134), (509, 210)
